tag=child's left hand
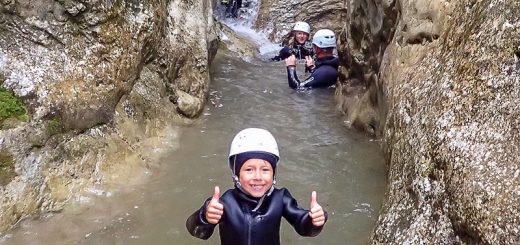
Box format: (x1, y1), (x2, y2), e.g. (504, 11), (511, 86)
(309, 191), (326, 227)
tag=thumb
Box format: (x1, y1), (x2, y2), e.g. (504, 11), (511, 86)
(310, 191), (317, 208)
(212, 186), (220, 201)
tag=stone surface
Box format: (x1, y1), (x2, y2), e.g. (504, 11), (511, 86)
(175, 89), (203, 118)
(216, 21), (259, 60)
(0, 0), (218, 232)
(258, 0), (519, 243)
(255, 0), (345, 42)
(334, 0), (520, 243)
(375, 0), (519, 243)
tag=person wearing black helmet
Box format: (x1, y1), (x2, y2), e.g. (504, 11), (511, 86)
(285, 29), (339, 90)
(186, 128), (327, 245)
(270, 21), (314, 72)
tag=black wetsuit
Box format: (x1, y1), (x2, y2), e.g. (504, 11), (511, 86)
(186, 187), (326, 245)
(287, 56), (339, 89)
(270, 41), (314, 61)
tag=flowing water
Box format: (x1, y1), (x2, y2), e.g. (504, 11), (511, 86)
(1, 49), (386, 245)
(1, 5), (387, 244)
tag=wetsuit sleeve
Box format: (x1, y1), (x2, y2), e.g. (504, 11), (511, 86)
(286, 66), (301, 89)
(287, 66), (319, 90)
(281, 189), (327, 237)
(270, 47), (292, 61)
(186, 198), (216, 240)
(299, 66), (337, 88)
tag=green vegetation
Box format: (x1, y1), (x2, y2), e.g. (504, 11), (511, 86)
(218, 40), (229, 50)
(0, 150), (16, 186)
(0, 87), (28, 127)
(46, 118), (64, 136)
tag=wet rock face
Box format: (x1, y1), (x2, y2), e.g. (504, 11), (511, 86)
(0, 0), (217, 232)
(338, 0), (519, 243)
(260, 0), (519, 243)
(335, 0), (399, 136)
(256, 0), (346, 42)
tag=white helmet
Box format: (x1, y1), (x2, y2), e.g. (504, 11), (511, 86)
(228, 128), (280, 171)
(293, 21), (310, 34)
(312, 29), (336, 48)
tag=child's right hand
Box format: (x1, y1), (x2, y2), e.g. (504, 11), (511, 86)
(205, 186), (224, 224)
(309, 191), (326, 227)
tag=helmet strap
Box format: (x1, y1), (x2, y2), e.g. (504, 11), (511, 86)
(232, 174), (241, 186)
(231, 156), (245, 190)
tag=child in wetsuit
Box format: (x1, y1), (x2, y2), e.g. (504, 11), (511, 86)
(186, 128), (327, 245)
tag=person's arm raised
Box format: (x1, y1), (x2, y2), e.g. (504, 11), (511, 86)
(285, 55), (301, 89)
(281, 189), (327, 237)
(186, 186), (224, 240)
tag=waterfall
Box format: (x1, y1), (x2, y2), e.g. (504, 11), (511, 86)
(215, 0), (280, 56)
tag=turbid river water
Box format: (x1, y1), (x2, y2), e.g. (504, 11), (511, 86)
(1, 48), (386, 244)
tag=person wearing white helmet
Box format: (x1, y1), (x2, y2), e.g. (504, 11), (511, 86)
(270, 21), (314, 72)
(285, 29), (339, 90)
(187, 128), (327, 245)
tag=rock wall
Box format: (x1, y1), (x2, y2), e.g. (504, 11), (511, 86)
(258, 0), (519, 243)
(375, 0), (519, 243)
(334, 0), (398, 136)
(0, 0), (218, 232)
(255, 0), (346, 42)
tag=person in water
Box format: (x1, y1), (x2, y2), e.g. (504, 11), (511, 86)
(186, 128), (327, 245)
(285, 29), (339, 90)
(270, 21), (314, 72)
(221, 0), (242, 18)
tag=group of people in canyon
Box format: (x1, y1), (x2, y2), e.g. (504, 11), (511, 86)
(271, 21), (340, 90)
(186, 21), (338, 245)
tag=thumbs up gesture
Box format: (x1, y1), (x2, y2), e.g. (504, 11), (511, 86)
(309, 191), (325, 227)
(205, 186), (224, 224)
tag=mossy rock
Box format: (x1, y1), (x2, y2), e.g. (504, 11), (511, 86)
(0, 87), (28, 128)
(0, 150), (16, 186)
(45, 118), (64, 136)
(1, 117), (23, 129)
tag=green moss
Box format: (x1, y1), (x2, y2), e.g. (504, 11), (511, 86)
(45, 118), (64, 136)
(479, 12), (487, 21)
(0, 87), (28, 126)
(0, 150), (16, 186)
(218, 40), (228, 50)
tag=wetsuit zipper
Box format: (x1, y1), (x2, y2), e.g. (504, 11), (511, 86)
(247, 212), (252, 245)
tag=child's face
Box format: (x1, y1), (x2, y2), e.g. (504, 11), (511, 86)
(239, 159), (274, 198)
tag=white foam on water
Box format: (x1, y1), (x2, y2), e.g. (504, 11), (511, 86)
(216, 0), (281, 55)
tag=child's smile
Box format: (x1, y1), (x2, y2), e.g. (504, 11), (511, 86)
(188, 128), (327, 243)
(239, 159), (274, 198)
